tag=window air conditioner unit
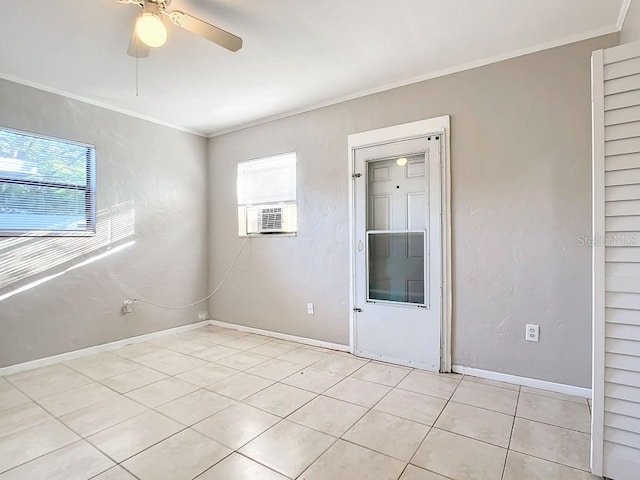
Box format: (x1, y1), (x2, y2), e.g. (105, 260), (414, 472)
(244, 203), (297, 234)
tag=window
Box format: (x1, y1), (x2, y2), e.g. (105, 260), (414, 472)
(237, 152), (297, 236)
(0, 128), (95, 236)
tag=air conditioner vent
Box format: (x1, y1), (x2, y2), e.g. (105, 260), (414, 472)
(260, 207), (283, 232)
(242, 203), (296, 235)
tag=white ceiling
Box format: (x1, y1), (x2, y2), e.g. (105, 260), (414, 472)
(0, 0), (627, 136)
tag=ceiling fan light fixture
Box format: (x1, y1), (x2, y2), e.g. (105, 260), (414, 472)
(136, 12), (168, 48)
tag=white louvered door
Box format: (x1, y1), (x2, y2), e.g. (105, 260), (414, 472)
(592, 41), (640, 480)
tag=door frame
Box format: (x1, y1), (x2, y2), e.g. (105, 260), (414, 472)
(347, 116), (452, 372)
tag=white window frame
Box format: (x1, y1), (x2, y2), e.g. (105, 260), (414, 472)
(0, 127), (96, 237)
(237, 152), (298, 237)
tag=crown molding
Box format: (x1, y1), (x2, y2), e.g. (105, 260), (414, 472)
(0, 72), (207, 138)
(208, 24), (620, 138)
(1, 17), (624, 139)
(617, 0), (633, 30)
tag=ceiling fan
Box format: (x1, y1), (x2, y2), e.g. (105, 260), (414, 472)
(117, 0), (243, 57)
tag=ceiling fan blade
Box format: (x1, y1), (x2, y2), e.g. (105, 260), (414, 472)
(127, 21), (150, 58)
(164, 10), (242, 52)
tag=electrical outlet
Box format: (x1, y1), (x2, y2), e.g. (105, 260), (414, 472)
(198, 311), (208, 321)
(122, 300), (134, 315)
(307, 303), (314, 315)
(526, 324), (539, 342)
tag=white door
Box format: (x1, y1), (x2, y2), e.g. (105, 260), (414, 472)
(352, 133), (443, 371)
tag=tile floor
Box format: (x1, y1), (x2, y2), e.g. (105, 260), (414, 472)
(0, 326), (597, 479)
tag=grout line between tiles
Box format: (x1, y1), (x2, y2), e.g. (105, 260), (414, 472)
(505, 448), (594, 474)
(500, 384), (520, 480)
(0, 438), (88, 477)
(0, 327), (596, 478)
(513, 414), (591, 435)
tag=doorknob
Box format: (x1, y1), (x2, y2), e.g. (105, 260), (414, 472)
(358, 240), (364, 251)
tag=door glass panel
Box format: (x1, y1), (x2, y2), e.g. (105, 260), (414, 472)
(368, 232), (425, 304)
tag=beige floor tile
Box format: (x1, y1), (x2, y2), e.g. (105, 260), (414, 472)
(132, 350), (208, 376)
(313, 354), (369, 376)
(435, 401), (514, 447)
(92, 466), (137, 479)
(462, 375), (520, 392)
(247, 358), (304, 381)
(191, 345), (241, 362)
(344, 410), (429, 461)
(396, 370), (460, 400)
(274, 339), (306, 348)
(503, 450), (600, 480)
(147, 332), (202, 346)
(288, 395), (367, 436)
(244, 383), (316, 417)
(220, 335), (275, 350)
(520, 386), (588, 405)
(374, 388), (446, 426)
(125, 377), (198, 408)
(111, 343), (168, 360)
(399, 464), (450, 480)
(249, 341), (300, 357)
(197, 452), (286, 479)
(207, 373), (274, 400)
(87, 411), (183, 462)
(193, 403), (279, 449)
(0, 440), (113, 480)
(517, 392), (591, 433)
(299, 439), (405, 480)
(100, 367), (168, 394)
(0, 403), (51, 438)
(412, 428), (507, 480)
(64, 353), (139, 380)
(240, 420), (334, 478)
(200, 329), (247, 343)
(175, 363), (238, 387)
(510, 418), (590, 471)
(304, 345), (338, 354)
(0, 329), (600, 480)
(0, 420), (79, 473)
(277, 348), (332, 366)
(180, 330), (223, 343)
(451, 380), (519, 415)
(7, 364), (92, 400)
(148, 336), (212, 355)
(60, 396), (147, 437)
(123, 429), (231, 480)
(38, 382), (120, 417)
(215, 352), (271, 371)
(157, 390), (235, 425)
(0, 379), (30, 412)
(281, 367), (345, 393)
(324, 377), (391, 408)
(350, 362), (411, 387)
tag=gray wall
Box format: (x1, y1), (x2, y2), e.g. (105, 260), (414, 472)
(622, 0), (640, 44)
(0, 79), (209, 367)
(209, 34), (619, 388)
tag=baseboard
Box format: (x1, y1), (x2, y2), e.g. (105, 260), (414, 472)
(208, 319), (350, 352)
(452, 365), (592, 399)
(0, 320), (211, 376)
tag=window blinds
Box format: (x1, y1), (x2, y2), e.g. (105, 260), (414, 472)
(237, 152), (297, 205)
(0, 128), (95, 236)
